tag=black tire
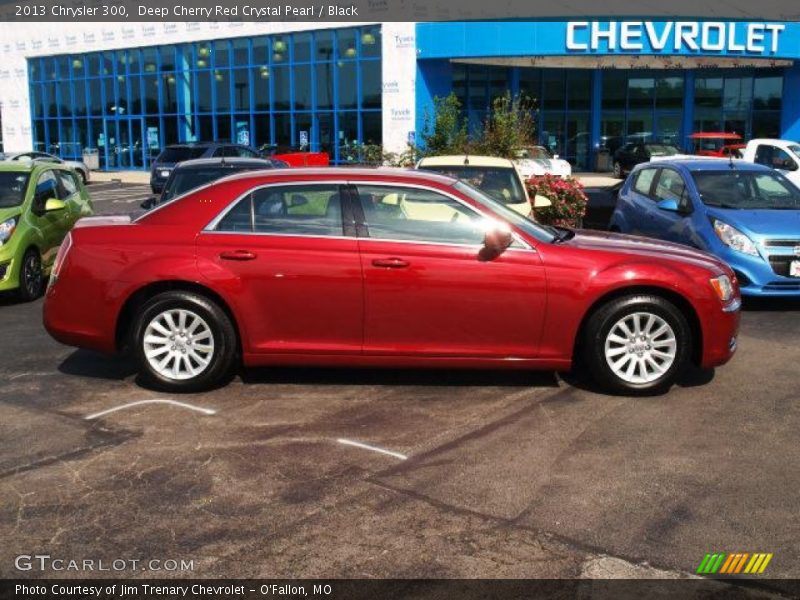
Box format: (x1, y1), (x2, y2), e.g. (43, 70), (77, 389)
(132, 291), (237, 392)
(612, 162), (623, 179)
(583, 294), (691, 395)
(17, 248), (44, 302)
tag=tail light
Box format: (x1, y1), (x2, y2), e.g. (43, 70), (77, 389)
(49, 232), (73, 287)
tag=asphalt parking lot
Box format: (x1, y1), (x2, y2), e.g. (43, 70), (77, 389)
(0, 184), (799, 591)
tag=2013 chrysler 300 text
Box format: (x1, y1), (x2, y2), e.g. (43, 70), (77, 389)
(43, 168), (740, 394)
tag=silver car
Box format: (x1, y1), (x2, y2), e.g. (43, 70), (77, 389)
(4, 151), (90, 183)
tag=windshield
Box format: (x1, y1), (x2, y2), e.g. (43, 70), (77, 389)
(453, 181), (556, 243)
(419, 165), (526, 205)
(692, 170), (800, 210)
(788, 144), (800, 159)
(0, 172), (30, 208)
(518, 147), (552, 160)
(646, 144), (680, 157)
(157, 146), (207, 163)
(162, 167), (247, 202)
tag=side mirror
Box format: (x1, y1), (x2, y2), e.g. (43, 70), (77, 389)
(656, 198), (680, 212)
(480, 223), (513, 261)
(45, 198), (66, 212)
(140, 196), (158, 209)
(532, 194), (552, 209)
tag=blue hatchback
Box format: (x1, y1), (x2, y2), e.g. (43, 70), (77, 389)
(611, 159), (800, 296)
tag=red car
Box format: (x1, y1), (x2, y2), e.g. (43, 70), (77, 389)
(689, 132), (746, 158)
(43, 168), (740, 394)
(260, 145), (330, 167)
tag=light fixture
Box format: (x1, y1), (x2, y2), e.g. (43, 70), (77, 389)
(167, 75), (176, 84)
(196, 59), (207, 68)
(144, 63), (156, 73)
(198, 46), (210, 57)
(273, 39), (286, 53)
(72, 58), (83, 70)
(259, 65), (269, 78)
(214, 70), (224, 82)
(117, 75), (125, 82)
(344, 46), (356, 58)
(361, 31), (376, 46)
(272, 52), (284, 63)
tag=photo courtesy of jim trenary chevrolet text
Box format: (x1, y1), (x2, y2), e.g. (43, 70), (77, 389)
(1, 1), (800, 599)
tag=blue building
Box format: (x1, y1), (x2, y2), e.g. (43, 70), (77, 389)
(416, 20), (800, 170)
(3, 20), (800, 172)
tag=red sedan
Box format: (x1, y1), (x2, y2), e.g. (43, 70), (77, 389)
(43, 168), (740, 394)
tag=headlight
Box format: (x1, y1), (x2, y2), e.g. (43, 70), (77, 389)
(0, 217), (18, 246)
(709, 274), (735, 303)
(712, 219), (758, 256)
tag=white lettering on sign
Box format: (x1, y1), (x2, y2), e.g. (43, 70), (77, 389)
(566, 21), (786, 54)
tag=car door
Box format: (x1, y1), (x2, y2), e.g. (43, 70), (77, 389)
(641, 168), (695, 245)
(54, 169), (84, 228)
(624, 167), (659, 235)
(353, 183), (547, 358)
(195, 182), (363, 355)
(29, 170), (67, 266)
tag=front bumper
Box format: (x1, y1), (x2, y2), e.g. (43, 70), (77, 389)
(700, 302), (741, 369)
(718, 247), (800, 297)
(0, 252), (19, 292)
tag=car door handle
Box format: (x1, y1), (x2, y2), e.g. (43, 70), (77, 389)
(219, 250), (257, 261)
(372, 257), (409, 269)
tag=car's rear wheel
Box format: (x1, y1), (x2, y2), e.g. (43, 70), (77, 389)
(612, 162), (623, 179)
(584, 294), (691, 395)
(17, 248), (44, 302)
(133, 291), (237, 392)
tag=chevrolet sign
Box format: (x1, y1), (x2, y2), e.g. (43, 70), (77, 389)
(566, 22), (786, 55)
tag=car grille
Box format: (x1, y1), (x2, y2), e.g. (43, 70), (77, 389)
(763, 239), (800, 278)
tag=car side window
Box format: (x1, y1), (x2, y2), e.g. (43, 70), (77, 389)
(215, 184), (344, 237)
(57, 170), (79, 197)
(235, 147), (259, 158)
(653, 169), (686, 203)
(32, 171), (59, 213)
(632, 168), (658, 198)
(211, 147), (226, 158)
(356, 185), (486, 246)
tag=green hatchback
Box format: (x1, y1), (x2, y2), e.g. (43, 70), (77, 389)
(0, 162), (94, 301)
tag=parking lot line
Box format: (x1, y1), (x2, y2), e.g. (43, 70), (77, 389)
(337, 438), (408, 460)
(85, 399), (217, 420)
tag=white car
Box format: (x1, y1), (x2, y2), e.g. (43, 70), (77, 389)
(514, 146), (572, 180)
(5, 151), (90, 183)
(741, 139), (800, 189)
(415, 155), (550, 217)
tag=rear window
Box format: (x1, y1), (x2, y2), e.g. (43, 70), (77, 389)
(157, 146), (208, 163)
(417, 165), (526, 205)
(645, 145), (680, 157)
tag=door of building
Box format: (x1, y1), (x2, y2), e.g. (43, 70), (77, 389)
(106, 117), (147, 170)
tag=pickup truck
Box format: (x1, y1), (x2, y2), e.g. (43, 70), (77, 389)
(741, 138), (800, 188)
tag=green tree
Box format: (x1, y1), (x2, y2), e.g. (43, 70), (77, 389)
(474, 92), (537, 159)
(419, 92), (469, 156)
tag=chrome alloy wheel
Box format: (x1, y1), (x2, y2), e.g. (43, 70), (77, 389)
(142, 309), (215, 381)
(604, 312), (677, 385)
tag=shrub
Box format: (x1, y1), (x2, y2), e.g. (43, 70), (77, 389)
(525, 174), (588, 228)
(419, 92), (469, 156)
(473, 92), (537, 159)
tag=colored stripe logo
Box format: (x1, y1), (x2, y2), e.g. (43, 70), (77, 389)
(696, 553), (773, 575)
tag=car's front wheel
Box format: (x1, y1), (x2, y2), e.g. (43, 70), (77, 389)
(133, 291), (237, 392)
(584, 294), (691, 395)
(17, 248), (44, 302)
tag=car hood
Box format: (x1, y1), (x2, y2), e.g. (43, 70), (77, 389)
(704, 206), (800, 238)
(0, 206), (22, 223)
(563, 229), (726, 272)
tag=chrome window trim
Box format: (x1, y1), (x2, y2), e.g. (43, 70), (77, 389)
(203, 180), (348, 234)
(201, 179), (535, 251)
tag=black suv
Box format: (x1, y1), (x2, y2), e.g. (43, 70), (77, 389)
(612, 142), (681, 179)
(149, 142), (262, 193)
(142, 157), (286, 210)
